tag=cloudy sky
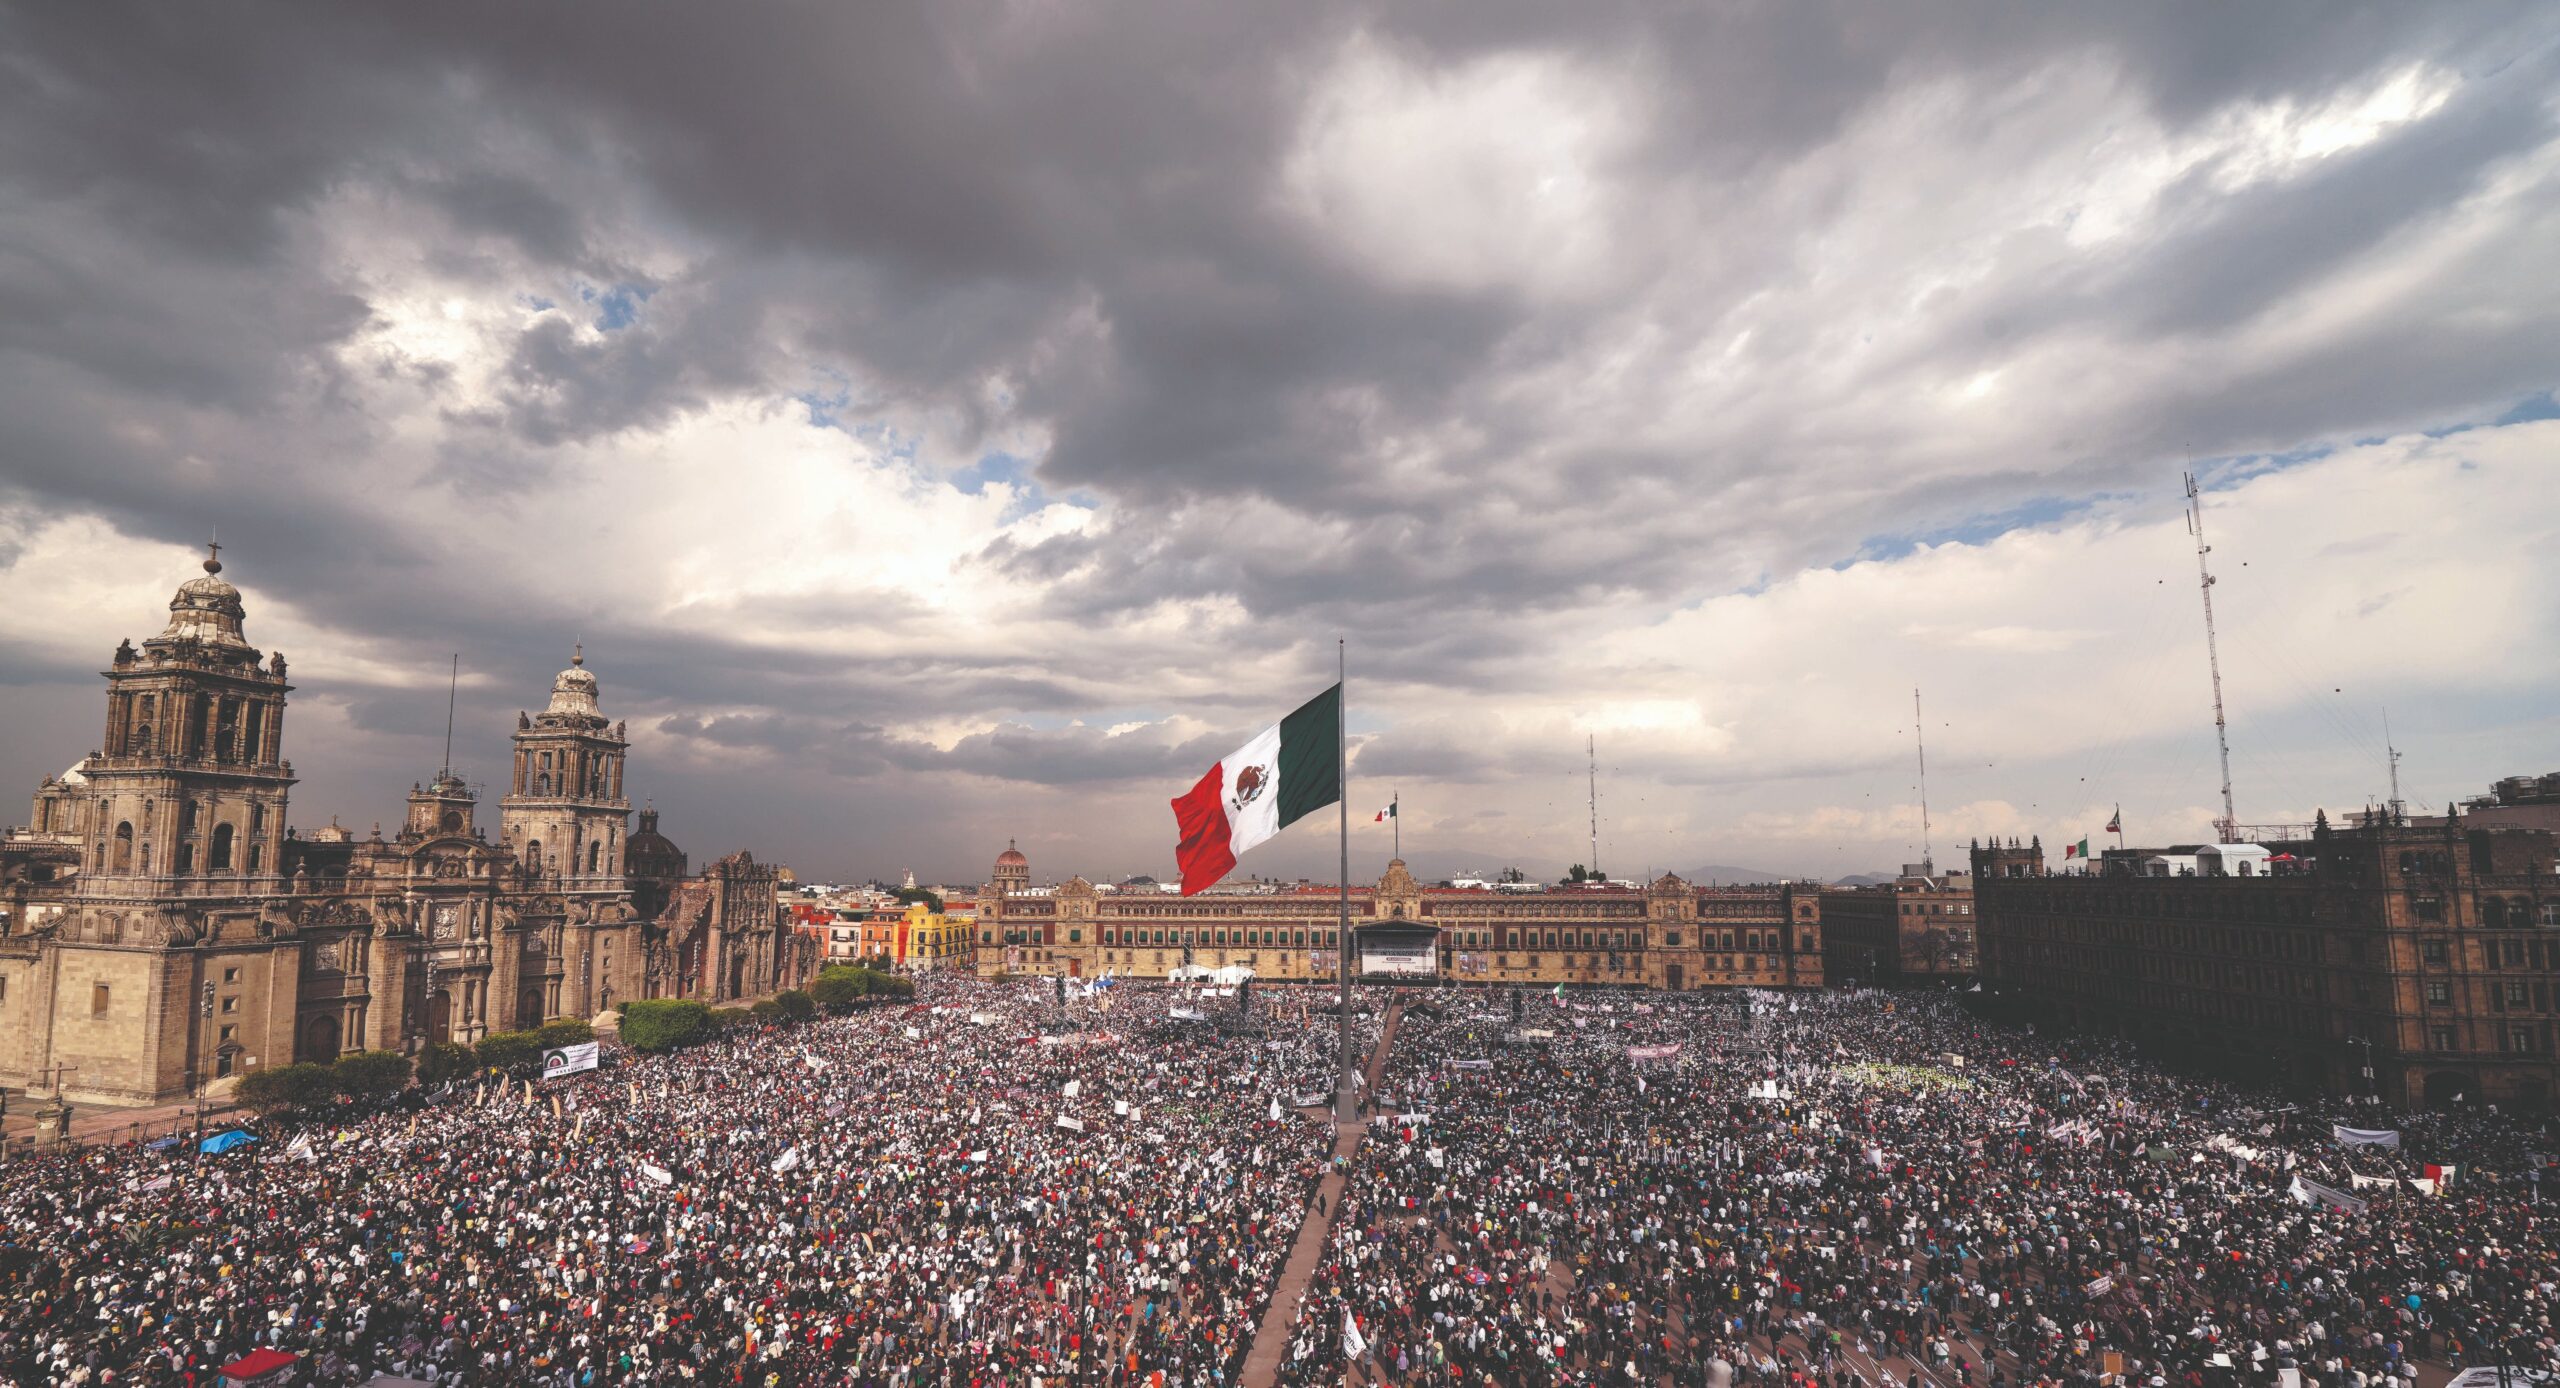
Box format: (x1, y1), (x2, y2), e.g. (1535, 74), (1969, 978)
(3, 3), (2556, 888)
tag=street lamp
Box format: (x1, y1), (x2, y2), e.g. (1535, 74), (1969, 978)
(2348, 1036), (2378, 1103)
(193, 980), (214, 1166)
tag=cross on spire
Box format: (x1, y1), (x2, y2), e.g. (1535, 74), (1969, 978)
(203, 538), (223, 574)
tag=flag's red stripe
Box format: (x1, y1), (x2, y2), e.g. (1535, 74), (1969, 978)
(1171, 760), (1236, 895)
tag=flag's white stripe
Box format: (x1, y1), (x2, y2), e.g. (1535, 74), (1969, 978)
(1220, 720), (1285, 858)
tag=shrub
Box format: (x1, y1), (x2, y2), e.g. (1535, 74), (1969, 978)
(709, 1006), (754, 1033)
(775, 989), (816, 1021)
(235, 1062), (338, 1118)
(330, 1050), (412, 1105)
(534, 1017), (595, 1049)
(416, 1041), (476, 1086)
(620, 998), (712, 1053)
(473, 1030), (542, 1074)
(749, 999), (782, 1022)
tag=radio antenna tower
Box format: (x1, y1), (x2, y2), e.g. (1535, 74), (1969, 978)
(2383, 706), (2405, 822)
(440, 653), (460, 780)
(1913, 688), (1933, 869)
(2184, 473), (2239, 843)
(1587, 734), (1600, 879)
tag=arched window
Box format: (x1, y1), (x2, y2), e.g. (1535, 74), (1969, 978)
(112, 821), (134, 872)
(210, 823), (235, 872)
(587, 841), (601, 874)
(537, 775), (552, 794)
(246, 844), (262, 875)
(525, 840), (542, 874)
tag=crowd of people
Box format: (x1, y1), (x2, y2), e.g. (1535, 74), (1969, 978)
(0, 978), (1370, 1387)
(3, 975), (2554, 1388)
(1275, 987), (2558, 1388)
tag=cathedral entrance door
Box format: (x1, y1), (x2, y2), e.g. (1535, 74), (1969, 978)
(1067, 959), (1081, 978)
(729, 954), (748, 1000)
(427, 989), (453, 1045)
(519, 988), (546, 1030)
(298, 1013), (341, 1064)
(1663, 964), (1684, 992)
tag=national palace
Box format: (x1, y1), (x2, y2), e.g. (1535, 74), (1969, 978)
(971, 844), (1825, 991)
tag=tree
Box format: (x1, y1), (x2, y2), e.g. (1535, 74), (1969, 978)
(774, 989), (816, 1022)
(892, 887), (943, 913)
(709, 1006), (754, 1033)
(331, 1050), (412, 1106)
(1566, 864), (1592, 883)
(416, 1040), (476, 1086)
(620, 998), (712, 1053)
(473, 1030), (542, 1074)
(534, 1017), (595, 1049)
(810, 968), (867, 1011)
(749, 999), (782, 1022)
(235, 1062), (337, 1119)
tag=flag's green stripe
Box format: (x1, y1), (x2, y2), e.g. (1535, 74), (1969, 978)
(1274, 682), (1342, 829)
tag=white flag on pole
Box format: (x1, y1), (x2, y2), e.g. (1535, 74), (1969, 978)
(1343, 1310), (1367, 1360)
(772, 1146), (803, 1175)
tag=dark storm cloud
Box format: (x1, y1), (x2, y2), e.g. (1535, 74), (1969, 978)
(2, 0), (2555, 876)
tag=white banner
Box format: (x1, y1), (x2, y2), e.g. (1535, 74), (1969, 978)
(772, 1146), (802, 1174)
(2333, 1124), (2401, 1149)
(1054, 1114), (1085, 1132)
(541, 1042), (600, 1078)
(2288, 1174), (2368, 1213)
(639, 1163), (674, 1186)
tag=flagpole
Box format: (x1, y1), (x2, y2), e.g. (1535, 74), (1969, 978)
(1392, 789), (1400, 861)
(1336, 638), (1355, 1125)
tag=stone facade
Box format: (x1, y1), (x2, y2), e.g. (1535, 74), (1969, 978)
(1820, 862), (1978, 983)
(971, 847), (1822, 990)
(0, 550), (814, 1107)
(1972, 816), (2560, 1111)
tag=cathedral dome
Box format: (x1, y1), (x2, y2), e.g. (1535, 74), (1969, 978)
(150, 545), (257, 660)
(995, 841), (1028, 869)
(543, 644), (603, 719)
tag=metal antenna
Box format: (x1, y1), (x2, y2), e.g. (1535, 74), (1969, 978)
(441, 654), (459, 778)
(1587, 734), (1600, 878)
(2383, 706), (2404, 822)
(1913, 687), (1933, 869)
(2184, 473), (2239, 843)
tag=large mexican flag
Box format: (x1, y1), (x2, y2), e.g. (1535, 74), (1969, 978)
(1171, 683), (1341, 895)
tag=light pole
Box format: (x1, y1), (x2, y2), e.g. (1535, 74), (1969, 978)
(2348, 1036), (2377, 1103)
(193, 981), (214, 1166)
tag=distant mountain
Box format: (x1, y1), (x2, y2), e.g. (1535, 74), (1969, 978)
(1679, 863), (1792, 886)
(1831, 872), (1897, 888)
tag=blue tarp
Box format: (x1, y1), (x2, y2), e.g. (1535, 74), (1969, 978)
(145, 1134), (185, 1151)
(199, 1129), (258, 1155)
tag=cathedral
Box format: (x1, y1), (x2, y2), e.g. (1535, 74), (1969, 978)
(0, 548), (814, 1107)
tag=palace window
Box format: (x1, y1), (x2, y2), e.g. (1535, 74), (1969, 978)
(92, 983), (110, 1016)
(2422, 940), (2448, 965)
(2425, 981), (2451, 1006)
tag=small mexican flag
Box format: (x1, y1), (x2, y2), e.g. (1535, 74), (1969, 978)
(1170, 684), (1342, 895)
(2065, 836), (2090, 860)
(1373, 799), (1397, 823)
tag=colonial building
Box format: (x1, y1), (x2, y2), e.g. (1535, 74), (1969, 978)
(1820, 861), (1978, 983)
(0, 549), (813, 1107)
(972, 844), (1823, 990)
(1973, 813), (2560, 1111)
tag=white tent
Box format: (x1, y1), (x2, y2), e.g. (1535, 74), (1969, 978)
(2196, 843), (2273, 877)
(1211, 963), (1256, 986)
(1167, 964), (1214, 982)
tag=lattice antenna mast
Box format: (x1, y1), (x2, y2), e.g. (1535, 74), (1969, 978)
(2384, 706), (2404, 822)
(440, 654), (459, 780)
(2185, 473), (2238, 843)
(1913, 687), (1933, 868)
(1587, 734), (1600, 879)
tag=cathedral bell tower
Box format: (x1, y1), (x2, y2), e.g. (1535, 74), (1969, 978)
(499, 646), (629, 889)
(83, 543), (297, 893)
